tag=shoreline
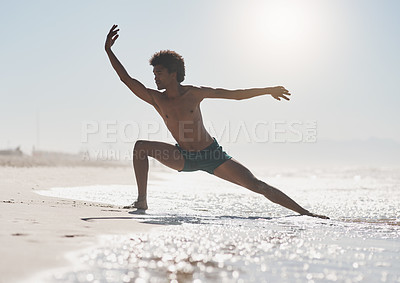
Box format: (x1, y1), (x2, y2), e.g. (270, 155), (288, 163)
(0, 166), (159, 283)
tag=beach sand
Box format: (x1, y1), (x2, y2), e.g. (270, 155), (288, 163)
(0, 165), (157, 283)
(2, 158), (399, 282)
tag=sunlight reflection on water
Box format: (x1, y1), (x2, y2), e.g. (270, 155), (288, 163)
(37, 167), (400, 282)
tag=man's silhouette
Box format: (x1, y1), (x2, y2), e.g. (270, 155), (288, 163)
(105, 25), (328, 219)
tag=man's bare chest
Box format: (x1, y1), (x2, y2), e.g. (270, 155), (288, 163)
(154, 94), (201, 121)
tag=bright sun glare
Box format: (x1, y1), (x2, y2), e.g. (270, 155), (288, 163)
(243, 1), (319, 45)
(232, 0), (327, 70)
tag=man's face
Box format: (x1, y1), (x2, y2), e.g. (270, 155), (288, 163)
(153, 65), (175, 90)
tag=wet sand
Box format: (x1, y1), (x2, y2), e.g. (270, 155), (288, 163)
(30, 167), (400, 282)
(0, 166), (158, 282)
(2, 162), (399, 282)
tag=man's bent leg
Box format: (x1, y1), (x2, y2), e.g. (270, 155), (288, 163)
(213, 159), (328, 219)
(127, 140), (185, 209)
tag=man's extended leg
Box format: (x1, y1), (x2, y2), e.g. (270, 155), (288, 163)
(213, 159), (328, 219)
(125, 140), (185, 209)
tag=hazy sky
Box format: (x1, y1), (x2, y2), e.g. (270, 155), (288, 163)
(1, 0), (399, 153)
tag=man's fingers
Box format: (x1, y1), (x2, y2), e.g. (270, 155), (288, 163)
(107, 30), (119, 39)
(108, 25), (119, 34)
(110, 30), (119, 37)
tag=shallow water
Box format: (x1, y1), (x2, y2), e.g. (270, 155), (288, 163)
(37, 166), (400, 282)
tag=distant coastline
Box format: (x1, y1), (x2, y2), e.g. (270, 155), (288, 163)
(0, 149), (129, 167)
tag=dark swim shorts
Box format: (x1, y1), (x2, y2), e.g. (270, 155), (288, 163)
(175, 138), (232, 174)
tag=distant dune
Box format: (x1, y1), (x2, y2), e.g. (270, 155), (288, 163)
(0, 150), (128, 167)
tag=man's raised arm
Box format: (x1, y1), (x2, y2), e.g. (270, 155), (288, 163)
(105, 25), (154, 105)
(198, 86), (291, 101)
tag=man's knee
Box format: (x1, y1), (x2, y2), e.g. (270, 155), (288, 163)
(133, 140), (149, 159)
(255, 180), (279, 201)
(253, 179), (272, 195)
(242, 177), (263, 193)
(133, 140), (167, 160)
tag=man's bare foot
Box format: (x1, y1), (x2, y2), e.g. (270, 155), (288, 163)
(123, 200), (148, 210)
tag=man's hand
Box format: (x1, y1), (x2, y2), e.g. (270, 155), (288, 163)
(105, 24), (119, 51)
(269, 86), (291, 101)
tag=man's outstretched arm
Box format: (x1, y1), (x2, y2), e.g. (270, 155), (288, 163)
(198, 86), (291, 101)
(105, 25), (155, 105)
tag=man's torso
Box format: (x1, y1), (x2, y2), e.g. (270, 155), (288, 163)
(151, 86), (213, 151)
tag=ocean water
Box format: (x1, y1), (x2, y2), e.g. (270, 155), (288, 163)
(36, 166), (400, 282)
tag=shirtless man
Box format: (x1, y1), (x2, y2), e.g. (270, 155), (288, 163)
(105, 25), (328, 219)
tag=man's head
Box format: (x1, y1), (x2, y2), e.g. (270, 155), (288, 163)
(149, 50), (185, 89)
